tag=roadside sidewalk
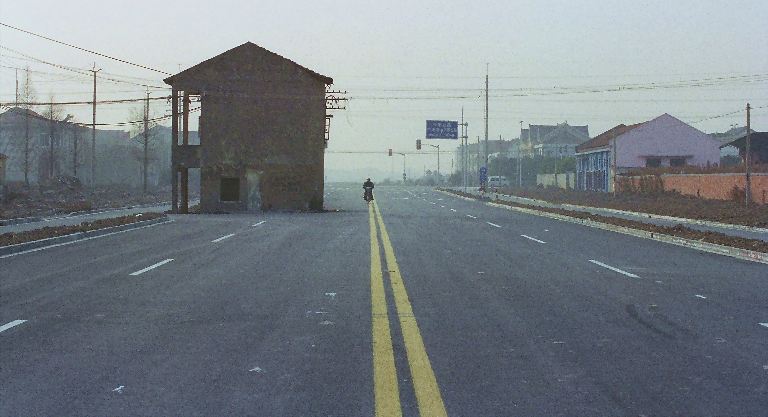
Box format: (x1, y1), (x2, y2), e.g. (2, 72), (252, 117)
(449, 187), (768, 242)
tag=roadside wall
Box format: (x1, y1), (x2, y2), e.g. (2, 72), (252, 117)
(537, 172), (575, 189)
(621, 173), (768, 204)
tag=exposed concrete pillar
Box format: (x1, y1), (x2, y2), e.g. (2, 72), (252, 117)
(180, 167), (189, 214)
(171, 89), (179, 213)
(172, 166), (179, 213)
(180, 91), (190, 213)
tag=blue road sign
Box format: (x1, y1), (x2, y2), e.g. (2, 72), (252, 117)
(479, 166), (488, 183)
(426, 120), (459, 139)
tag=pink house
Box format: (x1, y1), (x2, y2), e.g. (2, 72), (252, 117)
(576, 114), (720, 192)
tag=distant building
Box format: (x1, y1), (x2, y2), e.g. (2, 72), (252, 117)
(455, 139), (516, 177)
(575, 113), (720, 192)
(710, 126), (751, 158)
(520, 122), (589, 158)
(0, 107), (130, 186)
(720, 132), (768, 165)
(164, 42), (333, 212)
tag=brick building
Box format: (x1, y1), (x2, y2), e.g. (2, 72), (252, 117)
(575, 114), (720, 192)
(164, 42), (332, 212)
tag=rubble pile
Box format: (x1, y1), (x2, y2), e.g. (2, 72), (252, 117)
(0, 177), (173, 220)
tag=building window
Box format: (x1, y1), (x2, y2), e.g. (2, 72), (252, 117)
(646, 157), (661, 168)
(220, 177), (240, 201)
(670, 158), (686, 167)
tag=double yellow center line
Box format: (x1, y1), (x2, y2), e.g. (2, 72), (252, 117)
(369, 201), (447, 417)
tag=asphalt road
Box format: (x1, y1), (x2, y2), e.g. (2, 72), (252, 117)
(1, 185), (766, 416)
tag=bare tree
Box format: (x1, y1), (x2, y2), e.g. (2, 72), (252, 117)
(19, 66), (36, 186)
(42, 95), (65, 182)
(71, 120), (83, 177)
(129, 92), (158, 193)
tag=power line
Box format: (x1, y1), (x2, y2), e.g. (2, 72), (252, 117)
(74, 106), (201, 127)
(0, 22), (172, 75)
(0, 95), (171, 106)
(0, 46), (168, 89)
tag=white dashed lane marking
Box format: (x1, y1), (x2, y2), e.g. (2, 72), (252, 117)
(129, 258), (174, 276)
(212, 233), (236, 243)
(0, 320), (27, 333)
(520, 234), (546, 244)
(588, 260), (639, 278)
(486, 222), (501, 228)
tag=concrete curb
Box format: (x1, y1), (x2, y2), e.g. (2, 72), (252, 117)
(0, 216), (173, 257)
(448, 187), (767, 234)
(437, 189), (768, 265)
(0, 216), (43, 226)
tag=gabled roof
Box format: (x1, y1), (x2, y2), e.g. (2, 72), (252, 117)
(163, 42), (333, 86)
(720, 132), (768, 149)
(0, 107), (46, 121)
(576, 122), (645, 153)
(523, 122), (589, 144)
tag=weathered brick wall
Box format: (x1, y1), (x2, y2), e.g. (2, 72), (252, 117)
(621, 173), (768, 204)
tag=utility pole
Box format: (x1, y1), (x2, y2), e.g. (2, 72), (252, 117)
(15, 69), (18, 106)
(476, 136), (481, 181)
(612, 132), (618, 197)
(460, 107), (469, 192)
(484, 63), (489, 170)
(90, 64), (101, 187)
(72, 124), (79, 176)
(48, 102), (55, 181)
(518, 121), (523, 187)
(143, 90), (150, 194)
(745, 103), (752, 206)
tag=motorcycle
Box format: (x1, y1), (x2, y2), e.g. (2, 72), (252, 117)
(363, 186), (374, 203)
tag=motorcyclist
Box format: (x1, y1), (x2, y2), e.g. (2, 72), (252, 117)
(363, 178), (375, 202)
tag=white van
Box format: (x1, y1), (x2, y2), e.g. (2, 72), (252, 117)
(487, 176), (510, 188)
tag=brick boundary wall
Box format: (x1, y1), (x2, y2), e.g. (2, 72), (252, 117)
(621, 173), (768, 205)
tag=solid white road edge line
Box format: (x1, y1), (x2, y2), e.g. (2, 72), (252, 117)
(130, 258), (174, 276)
(486, 221), (502, 228)
(0, 320), (27, 333)
(211, 233), (236, 243)
(588, 260), (640, 278)
(252, 221), (267, 227)
(521, 234), (546, 244)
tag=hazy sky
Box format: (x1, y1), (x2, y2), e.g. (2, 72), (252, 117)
(1, 0), (766, 178)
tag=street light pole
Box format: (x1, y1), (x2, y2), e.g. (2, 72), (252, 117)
(426, 144), (440, 184)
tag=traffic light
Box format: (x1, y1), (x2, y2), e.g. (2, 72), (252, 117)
(416, 139), (421, 150)
(388, 148), (392, 156)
